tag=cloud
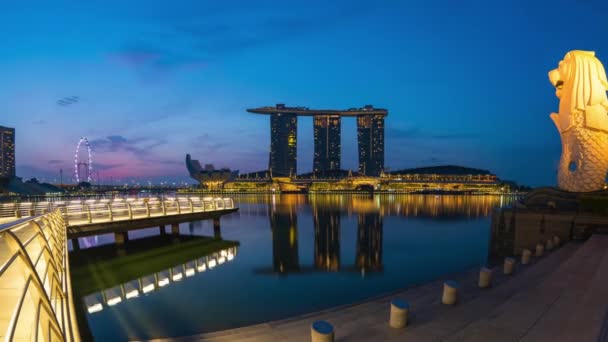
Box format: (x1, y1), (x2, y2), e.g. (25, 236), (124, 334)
(93, 162), (125, 171)
(33, 119), (48, 125)
(108, 45), (207, 81)
(387, 127), (479, 141)
(47, 160), (63, 164)
(431, 133), (480, 140)
(57, 96), (80, 107)
(89, 135), (167, 155)
(109, 2), (378, 81)
(192, 134), (229, 152)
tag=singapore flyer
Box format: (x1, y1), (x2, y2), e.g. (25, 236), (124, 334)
(74, 137), (93, 183)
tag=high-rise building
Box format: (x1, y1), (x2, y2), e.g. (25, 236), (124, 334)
(269, 108), (297, 177)
(248, 104), (387, 176)
(357, 113), (385, 176)
(0, 126), (15, 178)
(313, 115), (341, 173)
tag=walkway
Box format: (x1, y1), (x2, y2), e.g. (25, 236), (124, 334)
(153, 235), (608, 341)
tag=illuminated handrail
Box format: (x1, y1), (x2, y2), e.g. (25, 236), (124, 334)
(0, 197), (236, 226)
(0, 210), (80, 341)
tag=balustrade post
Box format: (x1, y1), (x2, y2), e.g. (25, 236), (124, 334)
(162, 201), (167, 215)
(188, 199), (194, 213)
(127, 203), (133, 219)
(146, 202), (151, 218)
(177, 200), (181, 214)
(86, 204), (92, 223)
(107, 204), (113, 221)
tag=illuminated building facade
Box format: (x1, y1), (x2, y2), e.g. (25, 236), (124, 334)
(313, 115), (341, 173)
(0, 126), (15, 178)
(248, 104), (387, 176)
(269, 111), (298, 177)
(357, 114), (385, 176)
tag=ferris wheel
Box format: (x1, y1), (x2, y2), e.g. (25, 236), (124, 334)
(74, 137), (93, 183)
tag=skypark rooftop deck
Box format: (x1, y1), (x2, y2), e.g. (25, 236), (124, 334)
(247, 104), (388, 117)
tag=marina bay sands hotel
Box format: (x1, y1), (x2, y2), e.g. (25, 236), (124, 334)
(247, 104), (387, 177)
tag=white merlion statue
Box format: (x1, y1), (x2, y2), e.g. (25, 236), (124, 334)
(549, 50), (608, 192)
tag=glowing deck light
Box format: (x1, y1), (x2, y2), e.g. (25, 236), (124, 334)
(87, 303), (103, 314)
(227, 253), (234, 261)
(208, 259), (217, 268)
(185, 268), (195, 277)
(218, 256), (226, 264)
(158, 278), (169, 287)
(125, 290), (139, 299)
(197, 263), (207, 272)
(172, 272), (183, 281)
(107, 296), (122, 306)
(220, 250), (228, 257)
(142, 284), (155, 294)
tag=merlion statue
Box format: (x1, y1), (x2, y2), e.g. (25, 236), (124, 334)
(549, 50), (608, 192)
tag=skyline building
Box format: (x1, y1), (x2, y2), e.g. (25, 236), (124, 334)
(357, 114), (385, 176)
(269, 109), (298, 177)
(313, 115), (341, 173)
(248, 104), (387, 176)
(0, 126), (15, 179)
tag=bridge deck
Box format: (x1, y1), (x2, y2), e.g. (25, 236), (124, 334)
(67, 207), (238, 238)
(150, 236), (608, 342)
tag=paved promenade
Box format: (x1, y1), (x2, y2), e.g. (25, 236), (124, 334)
(151, 236), (608, 342)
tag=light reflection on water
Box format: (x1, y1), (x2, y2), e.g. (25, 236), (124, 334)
(74, 194), (515, 341)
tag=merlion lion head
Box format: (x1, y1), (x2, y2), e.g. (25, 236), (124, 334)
(548, 51), (608, 132)
(548, 51), (608, 193)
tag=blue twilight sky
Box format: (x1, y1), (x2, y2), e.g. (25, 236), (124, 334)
(1, 0), (607, 185)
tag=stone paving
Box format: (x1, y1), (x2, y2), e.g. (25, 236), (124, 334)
(149, 236), (608, 342)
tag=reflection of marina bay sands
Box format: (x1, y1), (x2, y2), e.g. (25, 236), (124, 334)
(267, 199), (383, 274)
(247, 104), (388, 176)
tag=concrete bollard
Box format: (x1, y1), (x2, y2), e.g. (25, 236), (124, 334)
(535, 243), (544, 257)
(553, 235), (560, 247)
(311, 320), (334, 342)
(546, 239), (554, 251)
(504, 257), (516, 275)
(478, 267), (493, 288)
(389, 298), (409, 328)
(521, 249), (532, 265)
(442, 280), (459, 305)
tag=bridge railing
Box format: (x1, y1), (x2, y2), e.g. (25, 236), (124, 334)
(0, 210), (80, 341)
(0, 196), (235, 226)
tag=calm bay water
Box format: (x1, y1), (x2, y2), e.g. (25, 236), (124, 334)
(72, 194), (514, 341)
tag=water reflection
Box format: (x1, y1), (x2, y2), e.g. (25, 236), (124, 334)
(236, 194), (511, 218)
(356, 212), (383, 272)
(270, 200), (300, 273)
(70, 235), (240, 315)
(313, 206), (340, 271)
(78, 194), (516, 340)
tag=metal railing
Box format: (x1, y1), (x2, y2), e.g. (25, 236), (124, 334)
(0, 210), (80, 341)
(0, 196), (235, 226)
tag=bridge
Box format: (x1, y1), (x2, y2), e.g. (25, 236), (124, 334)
(0, 195), (238, 341)
(1, 196), (237, 246)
